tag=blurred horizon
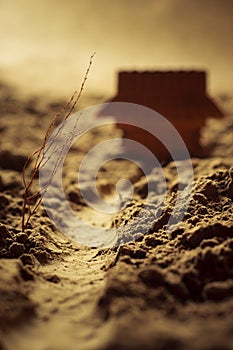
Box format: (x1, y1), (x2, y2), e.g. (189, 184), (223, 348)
(0, 0), (232, 98)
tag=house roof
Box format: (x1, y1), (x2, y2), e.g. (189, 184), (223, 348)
(106, 70), (224, 121)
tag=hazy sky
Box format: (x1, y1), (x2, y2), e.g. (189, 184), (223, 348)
(0, 0), (232, 97)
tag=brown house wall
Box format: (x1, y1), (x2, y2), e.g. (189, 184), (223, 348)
(102, 70), (225, 160)
(117, 71), (207, 99)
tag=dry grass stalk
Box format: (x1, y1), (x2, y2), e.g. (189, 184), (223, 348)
(21, 53), (95, 232)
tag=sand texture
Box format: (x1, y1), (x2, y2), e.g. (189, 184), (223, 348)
(0, 82), (233, 350)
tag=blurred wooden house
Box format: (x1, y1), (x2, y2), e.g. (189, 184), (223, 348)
(100, 70), (224, 161)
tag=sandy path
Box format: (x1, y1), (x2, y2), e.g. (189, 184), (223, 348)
(3, 247), (113, 350)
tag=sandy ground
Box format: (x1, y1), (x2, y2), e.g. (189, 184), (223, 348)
(0, 81), (233, 350)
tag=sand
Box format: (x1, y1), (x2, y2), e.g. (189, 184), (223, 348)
(0, 81), (233, 350)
